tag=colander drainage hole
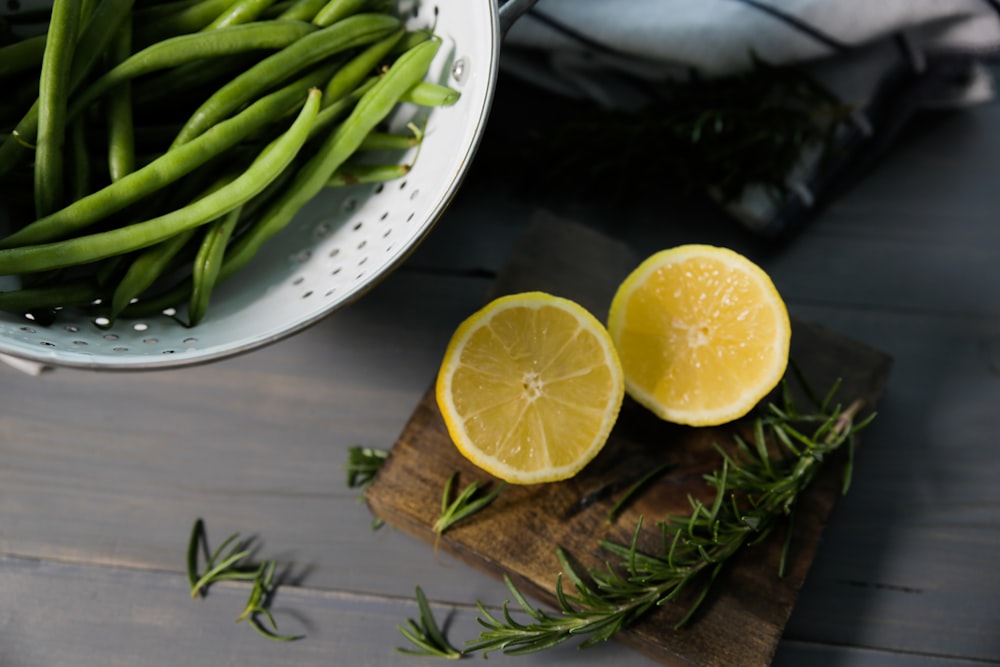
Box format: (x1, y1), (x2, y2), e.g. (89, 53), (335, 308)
(133, 322), (149, 332)
(19, 326), (35, 333)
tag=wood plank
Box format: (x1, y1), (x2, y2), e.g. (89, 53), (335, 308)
(7, 554), (971, 667)
(366, 217), (893, 666)
(773, 640), (992, 667)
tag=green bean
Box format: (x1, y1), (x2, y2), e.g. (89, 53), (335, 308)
(310, 75), (377, 138)
(135, 0), (236, 44)
(401, 81), (461, 107)
(312, 0), (366, 27)
(322, 27), (403, 104)
(132, 0), (269, 107)
(357, 130), (419, 151)
(108, 169), (238, 317)
(0, 35), (46, 80)
(69, 20), (317, 122)
(68, 118), (91, 203)
(80, 0), (101, 27)
(0, 281), (103, 312)
(111, 227), (198, 317)
(1, 72), (319, 249)
(207, 0), (279, 29)
(171, 13), (399, 147)
(0, 88), (320, 275)
(391, 28), (433, 55)
(188, 205), (240, 324)
(276, 0), (326, 21)
(130, 52), (261, 108)
(107, 15), (136, 182)
(70, 0), (138, 89)
(0, 0), (143, 179)
(326, 162), (409, 187)
(134, 0), (204, 22)
(221, 39), (439, 276)
(34, 0), (82, 218)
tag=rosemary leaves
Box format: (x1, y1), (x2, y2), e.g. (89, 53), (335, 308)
(346, 445), (390, 530)
(397, 586), (463, 659)
(345, 445), (389, 492)
(186, 518), (301, 642)
(433, 472), (506, 536)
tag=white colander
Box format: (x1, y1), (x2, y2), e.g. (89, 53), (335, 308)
(0, 0), (535, 370)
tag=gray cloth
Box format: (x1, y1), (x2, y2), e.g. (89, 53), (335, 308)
(501, 1), (1000, 236)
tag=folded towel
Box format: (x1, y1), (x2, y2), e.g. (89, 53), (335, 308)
(501, 1), (1000, 237)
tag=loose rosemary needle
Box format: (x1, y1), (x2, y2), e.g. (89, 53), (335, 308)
(345, 445), (389, 492)
(345, 446), (390, 530)
(186, 518), (302, 642)
(396, 586), (463, 659)
(433, 472), (507, 536)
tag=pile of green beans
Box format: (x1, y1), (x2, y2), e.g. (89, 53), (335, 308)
(0, 0), (459, 326)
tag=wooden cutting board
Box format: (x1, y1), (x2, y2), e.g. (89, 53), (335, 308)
(366, 213), (893, 667)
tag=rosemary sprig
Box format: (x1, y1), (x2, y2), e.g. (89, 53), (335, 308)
(187, 519), (260, 598)
(236, 560), (302, 642)
(346, 446), (390, 529)
(433, 472), (506, 536)
(460, 379), (873, 656)
(396, 586), (463, 659)
(186, 518), (301, 642)
(345, 445), (389, 491)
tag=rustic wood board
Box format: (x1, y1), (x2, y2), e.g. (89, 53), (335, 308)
(366, 214), (893, 667)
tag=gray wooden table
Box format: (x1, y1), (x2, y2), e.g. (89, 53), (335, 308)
(2, 74), (999, 666)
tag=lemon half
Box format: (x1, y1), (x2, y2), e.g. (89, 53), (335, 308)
(436, 292), (624, 484)
(607, 245), (791, 426)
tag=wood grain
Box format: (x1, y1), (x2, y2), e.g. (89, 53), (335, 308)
(366, 215), (893, 666)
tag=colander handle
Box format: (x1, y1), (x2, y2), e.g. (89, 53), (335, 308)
(498, 0), (539, 37)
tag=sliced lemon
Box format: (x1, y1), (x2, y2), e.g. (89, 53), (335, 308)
(607, 244), (791, 426)
(435, 292), (625, 484)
